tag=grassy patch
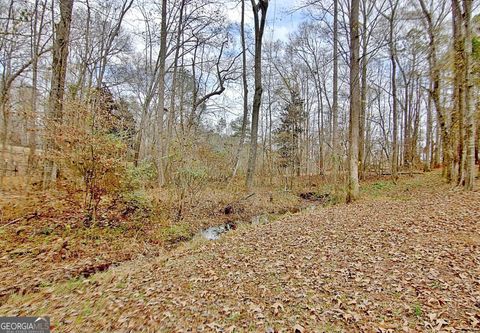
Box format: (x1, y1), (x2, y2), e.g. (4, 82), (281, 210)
(412, 303), (423, 319)
(160, 223), (192, 243)
(362, 181), (394, 197)
(58, 278), (85, 294)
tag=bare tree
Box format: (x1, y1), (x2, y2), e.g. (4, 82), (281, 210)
(332, 0), (340, 185)
(26, 0), (48, 188)
(156, 0), (168, 186)
(232, 0), (249, 179)
(347, 0), (361, 202)
(462, 0), (475, 190)
(44, 0), (74, 188)
(246, 0), (268, 189)
(383, 0), (399, 181)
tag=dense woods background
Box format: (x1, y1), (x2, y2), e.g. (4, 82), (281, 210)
(1, 2), (480, 330)
(1, 0), (479, 215)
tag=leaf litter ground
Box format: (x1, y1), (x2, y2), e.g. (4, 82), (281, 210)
(1, 172), (479, 332)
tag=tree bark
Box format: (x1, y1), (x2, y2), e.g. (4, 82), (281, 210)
(347, 0), (360, 202)
(425, 83), (433, 171)
(246, 0), (268, 189)
(43, 0), (74, 189)
(156, 0), (168, 187)
(462, 0), (475, 189)
(232, 0), (249, 179)
(359, 2), (368, 179)
(388, 1), (399, 182)
(332, 0), (339, 185)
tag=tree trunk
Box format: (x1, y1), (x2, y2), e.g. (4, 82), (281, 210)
(425, 82), (433, 171)
(232, 0), (249, 179)
(332, 0), (339, 185)
(389, 2), (399, 182)
(165, 0), (185, 180)
(359, 4), (368, 180)
(43, 0), (74, 189)
(347, 0), (360, 202)
(462, 0), (475, 189)
(246, 0), (268, 190)
(156, 0), (168, 187)
(26, 0), (47, 188)
(452, 0), (465, 184)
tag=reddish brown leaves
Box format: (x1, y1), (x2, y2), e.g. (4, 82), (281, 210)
(1, 175), (479, 331)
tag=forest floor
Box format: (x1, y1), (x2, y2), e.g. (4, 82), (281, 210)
(1, 172), (479, 332)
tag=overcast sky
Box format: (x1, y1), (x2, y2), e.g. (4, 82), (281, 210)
(225, 0), (306, 42)
(120, 0), (309, 128)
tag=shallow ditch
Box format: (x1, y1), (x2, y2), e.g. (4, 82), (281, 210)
(1, 191), (331, 304)
(199, 192), (330, 240)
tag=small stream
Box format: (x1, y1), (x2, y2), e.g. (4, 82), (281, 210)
(199, 204), (320, 240)
(200, 223), (235, 240)
(200, 214), (271, 240)
(199, 192), (329, 241)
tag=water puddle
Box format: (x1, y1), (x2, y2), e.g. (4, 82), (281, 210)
(199, 215), (270, 240)
(200, 223), (235, 240)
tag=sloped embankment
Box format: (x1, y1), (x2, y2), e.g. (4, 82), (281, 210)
(1, 174), (479, 332)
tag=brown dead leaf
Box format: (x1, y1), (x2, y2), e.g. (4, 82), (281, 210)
(272, 302), (284, 315)
(293, 324), (304, 333)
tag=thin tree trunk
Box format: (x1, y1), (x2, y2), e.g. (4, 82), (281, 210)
(232, 0), (249, 179)
(347, 0), (360, 202)
(452, 0), (465, 185)
(389, 2), (399, 182)
(359, 4), (368, 180)
(425, 83), (433, 171)
(246, 0), (268, 189)
(43, 0), (74, 189)
(165, 0), (185, 180)
(156, 0), (168, 186)
(463, 0), (475, 189)
(332, 0), (339, 186)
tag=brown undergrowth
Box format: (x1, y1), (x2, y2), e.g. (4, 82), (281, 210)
(0, 173), (480, 332)
(0, 173), (336, 304)
(1, 171), (479, 332)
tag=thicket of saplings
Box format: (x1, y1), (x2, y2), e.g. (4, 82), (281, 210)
(33, 90), (310, 235)
(30, 87), (413, 238)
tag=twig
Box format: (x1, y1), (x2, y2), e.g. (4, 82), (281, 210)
(240, 193), (255, 201)
(0, 212), (38, 229)
(0, 217), (22, 229)
(223, 193), (255, 214)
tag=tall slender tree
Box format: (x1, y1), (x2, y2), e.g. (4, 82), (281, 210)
(232, 0), (249, 179)
(332, 0), (339, 186)
(463, 0), (475, 190)
(156, 0), (168, 186)
(44, 0), (74, 188)
(347, 0), (361, 202)
(246, 0), (268, 189)
(388, 0), (399, 182)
